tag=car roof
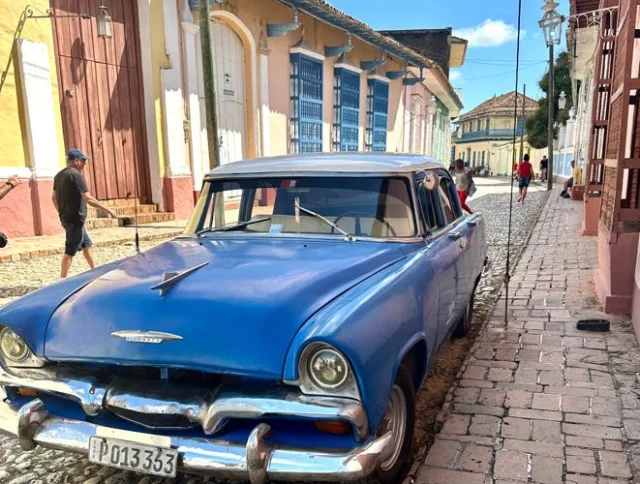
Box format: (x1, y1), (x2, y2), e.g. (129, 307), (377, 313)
(204, 153), (444, 179)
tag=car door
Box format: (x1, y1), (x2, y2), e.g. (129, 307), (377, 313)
(416, 174), (459, 352)
(432, 172), (471, 337)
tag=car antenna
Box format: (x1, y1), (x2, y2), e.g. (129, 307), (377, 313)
(126, 191), (140, 253)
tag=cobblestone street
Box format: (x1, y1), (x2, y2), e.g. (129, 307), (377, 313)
(0, 178), (591, 484)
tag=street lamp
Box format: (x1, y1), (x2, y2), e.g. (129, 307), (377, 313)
(539, 0), (564, 191)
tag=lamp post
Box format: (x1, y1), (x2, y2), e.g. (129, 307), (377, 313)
(539, 0), (564, 191)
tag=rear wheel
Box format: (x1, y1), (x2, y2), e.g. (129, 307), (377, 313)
(454, 284), (476, 338)
(374, 365), (415, 484)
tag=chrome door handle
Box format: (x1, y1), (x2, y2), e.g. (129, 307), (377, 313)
(448, 231), (462, 240)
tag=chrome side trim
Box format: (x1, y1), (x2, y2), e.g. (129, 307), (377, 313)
(0, 366), (369, 441)
(0, 399), (392, 483)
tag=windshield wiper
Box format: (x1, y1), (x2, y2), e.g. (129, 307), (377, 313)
(295, 198), (355, 242)
(197, 216), (272, 236)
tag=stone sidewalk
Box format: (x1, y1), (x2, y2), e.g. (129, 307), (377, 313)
(0, 220), (188, 263)
(411, 194), (640, 483)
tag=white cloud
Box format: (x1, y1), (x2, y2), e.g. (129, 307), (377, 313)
(450, 70), (463, 82)
(454, 19), (525, 48)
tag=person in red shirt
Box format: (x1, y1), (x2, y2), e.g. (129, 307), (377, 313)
(518, 154), (533, 204)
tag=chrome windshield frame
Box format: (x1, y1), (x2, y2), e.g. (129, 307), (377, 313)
(185, 173), (423, 241)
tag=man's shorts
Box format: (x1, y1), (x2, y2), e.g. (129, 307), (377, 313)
(567, 177), (574, 188)
(519, 177), (531, 189)
(62, 223), (93, 257)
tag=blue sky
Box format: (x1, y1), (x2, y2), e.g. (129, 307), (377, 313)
(329, 0), (569, 115)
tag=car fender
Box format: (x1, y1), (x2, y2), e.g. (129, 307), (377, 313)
(283, 247), (438, 434)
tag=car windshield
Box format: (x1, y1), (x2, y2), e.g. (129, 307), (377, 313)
(184, 176), (417, 239)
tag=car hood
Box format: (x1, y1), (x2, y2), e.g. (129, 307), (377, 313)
(43, 237), (406, 380)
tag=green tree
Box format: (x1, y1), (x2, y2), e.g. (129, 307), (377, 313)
(526, 51), (573, 149)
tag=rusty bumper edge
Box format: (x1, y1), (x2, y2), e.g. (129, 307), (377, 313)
(0, 398), (393, 484)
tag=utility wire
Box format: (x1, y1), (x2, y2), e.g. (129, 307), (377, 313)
(504, 0), (524, 323)
(461, 62), (546, 82)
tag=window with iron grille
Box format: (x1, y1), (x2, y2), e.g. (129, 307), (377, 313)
(290, 53), (323, 153)
(366, 79), (389, 152)
(333, 68), (360, 152)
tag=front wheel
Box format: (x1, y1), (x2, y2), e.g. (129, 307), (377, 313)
(374, 365), (416, 484)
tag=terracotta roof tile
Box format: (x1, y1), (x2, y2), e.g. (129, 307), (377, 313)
(458, 91), (538, 121)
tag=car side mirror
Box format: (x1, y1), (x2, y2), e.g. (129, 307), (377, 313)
(423, 173), (440, 191)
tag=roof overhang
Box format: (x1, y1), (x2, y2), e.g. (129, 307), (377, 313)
(450, 37), (468, 68)
(408, 67), (462, 118)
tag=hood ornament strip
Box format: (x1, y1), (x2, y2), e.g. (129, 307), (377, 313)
(150, 262), (209, 296)
(111, 331), (183, 344)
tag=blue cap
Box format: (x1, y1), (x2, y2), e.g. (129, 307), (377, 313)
(67, 148), (90, 161)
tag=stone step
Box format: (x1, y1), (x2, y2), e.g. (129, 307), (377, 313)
(102, 198), (142, 207)
(85, 218), (122, 230)
(120, 212), (176, 226)
(88, 204), (158, 218)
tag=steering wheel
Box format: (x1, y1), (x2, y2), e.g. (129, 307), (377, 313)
(333, 211), (397, 237)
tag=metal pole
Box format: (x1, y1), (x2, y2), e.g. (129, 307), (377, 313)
(547, 42), (554, 191)
(199, 0), (221, 170)
(198, 0), (225, 227)
(519, 85), (526, 165)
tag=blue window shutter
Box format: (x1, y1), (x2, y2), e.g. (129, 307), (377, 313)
(290, 53), (323, 153)
(366, 79), (388, 152)
(333, 68), (360, 152)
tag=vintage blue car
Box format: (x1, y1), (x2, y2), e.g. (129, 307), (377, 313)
(0, 154), (486, 483)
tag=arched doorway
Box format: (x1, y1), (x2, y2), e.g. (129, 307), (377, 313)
(211, 20), (248, 167)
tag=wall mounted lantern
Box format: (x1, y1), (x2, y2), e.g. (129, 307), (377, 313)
(97, 2), (113, 39)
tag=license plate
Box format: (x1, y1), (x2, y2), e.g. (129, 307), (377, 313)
(88, 436), (178, 477)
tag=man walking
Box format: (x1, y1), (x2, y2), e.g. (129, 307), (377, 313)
(53, 149), (117, 278)
(540, 156), (548, 182)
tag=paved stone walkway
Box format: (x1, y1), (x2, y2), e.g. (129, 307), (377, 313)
(0, 220), (188, 263)
(411, 194), (640, 483)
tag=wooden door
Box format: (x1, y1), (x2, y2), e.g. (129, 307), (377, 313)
(52, 0), (150, 202)
(211, 20), (247, 166)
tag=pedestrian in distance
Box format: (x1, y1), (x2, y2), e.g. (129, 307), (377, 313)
(560, 160), (577, 199)
(454, 158), (474, 214)
(540, 155), (548, 182)
(52, 149), (118, 278)
(518, 154), (533, 204)
(0, 175), (22, 249)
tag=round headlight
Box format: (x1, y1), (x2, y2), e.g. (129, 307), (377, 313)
(0, 328), (30, 363)
(308, 347), (350, 390)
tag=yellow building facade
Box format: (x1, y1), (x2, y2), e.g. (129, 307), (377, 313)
(452, 91), (538, 174)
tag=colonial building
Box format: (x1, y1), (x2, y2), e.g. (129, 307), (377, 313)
(0, 0), (463, 238)
(452, 91), (538, 173)
(568, 0), (640, 337)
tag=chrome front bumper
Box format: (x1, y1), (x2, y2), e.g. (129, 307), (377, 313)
(0, 398), (393, 483)
(0, 364), (368, 440)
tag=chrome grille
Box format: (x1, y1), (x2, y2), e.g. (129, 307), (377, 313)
(107, 405), (197, 430)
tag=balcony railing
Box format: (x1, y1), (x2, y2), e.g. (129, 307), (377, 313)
(456, 128), (524, 141)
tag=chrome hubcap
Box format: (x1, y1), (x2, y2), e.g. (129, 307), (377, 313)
(379, 384), (407, 471)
